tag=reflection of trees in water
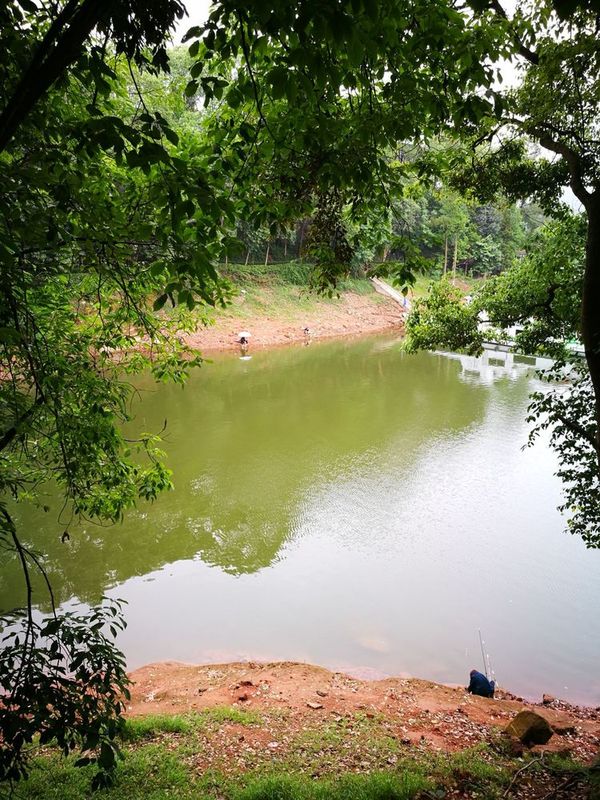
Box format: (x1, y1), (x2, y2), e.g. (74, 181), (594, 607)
(2, 342), (496, 612)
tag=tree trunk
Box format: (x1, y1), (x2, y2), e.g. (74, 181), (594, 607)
(298, 222), (305, 258)
(582, 199), (600, 456)
(245, 249), (250, 266)
(452, 238), (458, 278)
(284, 240), (287, 258)
(264, 242), (270, 267)
(443, 235), (448, 275)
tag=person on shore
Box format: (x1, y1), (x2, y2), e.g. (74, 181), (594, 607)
(467, 669), (495, 698)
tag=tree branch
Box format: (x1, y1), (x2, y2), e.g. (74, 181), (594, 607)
(0, 0), (114, 153)
(0, 395), (45, 453)
(488, 0), (539, 65)
(557, 411), (599, 454)
(532, 128), (592, 207)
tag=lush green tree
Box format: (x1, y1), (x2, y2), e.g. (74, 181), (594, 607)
(449, 1), (600, 454)
(405, 279), (484, 354)
(182, 0), (511, 288)
(0, 0), (239, 785)
(405, 213), (600, 542)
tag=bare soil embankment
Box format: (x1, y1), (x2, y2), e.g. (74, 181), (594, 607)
(128, 661), (600, 768)
(184, 287), (405, 352)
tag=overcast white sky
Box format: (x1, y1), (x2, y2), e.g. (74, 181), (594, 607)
(174, 0), (212, 42)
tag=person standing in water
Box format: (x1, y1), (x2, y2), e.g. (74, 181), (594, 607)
(236, 331), (250, 352)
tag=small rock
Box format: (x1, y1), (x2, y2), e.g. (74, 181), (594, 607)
(550, 718), (577, 736)
(237, 692), (249, 702)
(198, 687), (208, 694)
(542, 694), (556, 705)
(307, 702), (324, 710)
(240, 680), (254, 687)
(504, 735), (525, 757)
(316, 689), (328, 697)
(267, 741), (279, 749)
(505, 710), (553, 745)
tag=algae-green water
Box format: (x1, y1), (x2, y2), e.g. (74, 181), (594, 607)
(3, 336), (599, 705)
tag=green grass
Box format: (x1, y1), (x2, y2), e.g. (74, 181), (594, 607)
(121, 706), (261, 743)
(229, 771), (431, 800)
(223, 261), (377, 295)
(8, 714), (595, 800)
(122, 714), (193, 741)
(202, 266), (383, 327)
(197, 705), (262, 726)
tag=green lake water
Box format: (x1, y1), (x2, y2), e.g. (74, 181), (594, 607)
(3, 335), (599, 705)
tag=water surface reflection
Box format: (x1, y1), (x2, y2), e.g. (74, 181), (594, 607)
(3, 337), (599, 705)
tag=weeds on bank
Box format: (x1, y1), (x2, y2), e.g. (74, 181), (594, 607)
(122, 706), (262, 742)
(6, 711), (596, 800)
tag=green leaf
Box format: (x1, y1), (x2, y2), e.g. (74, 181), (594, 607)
(0, 326), (20, 344)
(181, 26), (202, 43)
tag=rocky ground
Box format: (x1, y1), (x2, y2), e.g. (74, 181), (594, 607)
(128, 661), (600, 789)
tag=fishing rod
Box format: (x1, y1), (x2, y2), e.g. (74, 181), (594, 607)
(478, 629), (497, 686)
(478, 629), (488, 678)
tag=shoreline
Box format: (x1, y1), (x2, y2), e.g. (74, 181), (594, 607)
(182, 287), (406, 353)
(126, 660), (600, 763)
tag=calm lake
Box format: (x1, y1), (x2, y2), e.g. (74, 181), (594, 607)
(4, 335), (600, 706)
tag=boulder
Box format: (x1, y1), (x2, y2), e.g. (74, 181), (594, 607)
(542, 694), (555, 705)
(505, 710), (553, 745)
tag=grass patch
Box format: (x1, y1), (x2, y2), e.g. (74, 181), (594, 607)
(15, 745), (197, 800)
(432, 745), (510, 798)
(122, 714), (192, 741)
(121, 707), (261, 743)
(198, 705), (262, 727)
(229, 771), (430, 800)
(9, 711), (595, 800)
